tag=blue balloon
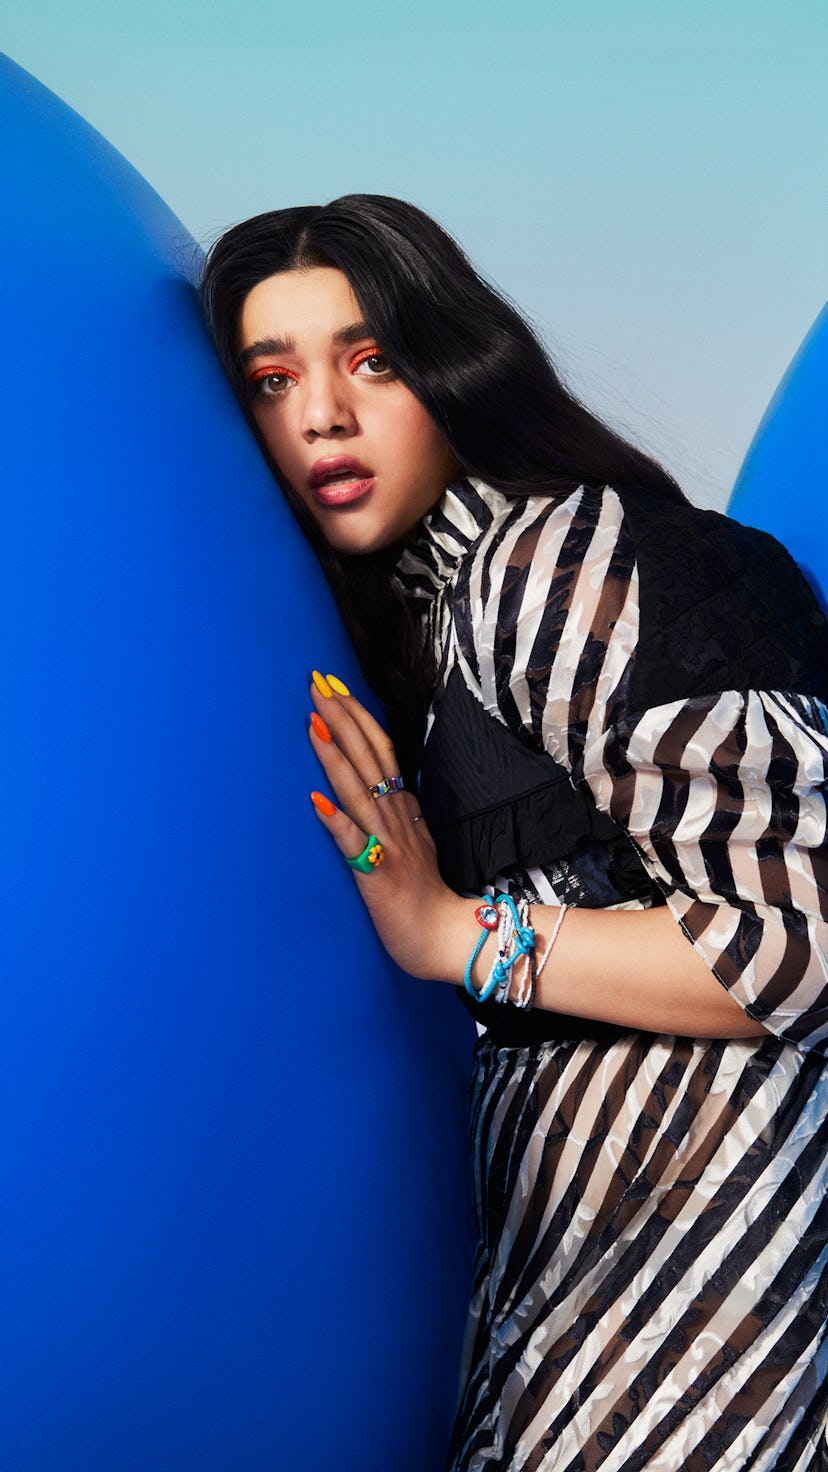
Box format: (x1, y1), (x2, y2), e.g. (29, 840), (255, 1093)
(0, 55), (474, 1471)
(728, 300), (828, 609)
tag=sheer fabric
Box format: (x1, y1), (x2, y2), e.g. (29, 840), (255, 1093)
(396, 480), (828, 1469)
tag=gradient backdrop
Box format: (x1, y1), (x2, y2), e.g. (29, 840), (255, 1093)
(6, 0), (827, 510)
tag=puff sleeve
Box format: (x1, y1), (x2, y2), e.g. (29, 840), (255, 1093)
(465, 484), (828, 1051)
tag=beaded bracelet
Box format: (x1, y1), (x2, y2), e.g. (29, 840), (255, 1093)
(488, 895), (534, 1003)
(491, 896), (528, 1004)
(490, 898), (513, 1003)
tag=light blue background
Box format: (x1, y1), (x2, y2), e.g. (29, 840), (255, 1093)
(6, 0), (827, 508)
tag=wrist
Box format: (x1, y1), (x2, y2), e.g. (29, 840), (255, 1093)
(456, 896), (569, 1010)
(466, 894), (537, 1007)
(418, 892), (485, 985)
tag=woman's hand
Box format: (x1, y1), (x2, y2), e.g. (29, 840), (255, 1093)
(305, 672), (768, 1036)
(307, 672), (474, 981)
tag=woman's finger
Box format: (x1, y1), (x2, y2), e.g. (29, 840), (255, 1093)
(308, 678), (436, 860)
(310, 726), (421, 844)
(321, 672), (401, 773)
(309, 674), (400, 777)
(310, 687), (388, 792)
(309, 789), (378, 869)
(306, 676), (434, 875)
(310, 672), (405, 792)
(308, 715), (392, 834)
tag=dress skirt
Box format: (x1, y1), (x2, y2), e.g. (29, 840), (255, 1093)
(447, 1031), (828, 1472)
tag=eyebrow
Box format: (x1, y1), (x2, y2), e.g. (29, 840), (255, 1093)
(239, 321), (373, 365)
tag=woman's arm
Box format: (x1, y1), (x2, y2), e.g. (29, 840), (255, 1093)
(485, 903), (766, 1037)
(472, 487), (828, 1050)
(412, 887), (765, 1038)
(308, 681), (766, 1039)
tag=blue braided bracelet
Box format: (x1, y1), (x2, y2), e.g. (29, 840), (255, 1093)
(464, 901), (500, 1001)
(464, 895), (535, 1004)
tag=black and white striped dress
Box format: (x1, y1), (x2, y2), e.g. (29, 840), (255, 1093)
(395, 479), (828, 1472)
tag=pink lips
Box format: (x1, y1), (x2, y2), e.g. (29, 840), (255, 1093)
(309, 455), (375, 507)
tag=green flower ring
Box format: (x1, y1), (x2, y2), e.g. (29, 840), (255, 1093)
(346, 835), (385, 874)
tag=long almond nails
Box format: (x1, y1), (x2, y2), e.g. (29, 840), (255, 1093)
(312, 670), (333, 698)
(310, 791), (336, 817)
(310, 712), (332, 742)
(325, 674), (350, 696)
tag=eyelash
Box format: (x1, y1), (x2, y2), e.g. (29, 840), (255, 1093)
(246, 346), (393, 399)
(247, 366), (299, 398)
(348, 346), (392, 377)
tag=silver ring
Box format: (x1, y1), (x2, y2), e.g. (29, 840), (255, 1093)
(411, 814), (422, 824)
(368, 775), (406, 799)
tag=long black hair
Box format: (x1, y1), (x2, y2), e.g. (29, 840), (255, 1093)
(201, 195), (683, 751)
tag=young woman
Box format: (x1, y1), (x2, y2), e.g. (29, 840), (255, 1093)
(201, 196), (828, 1471)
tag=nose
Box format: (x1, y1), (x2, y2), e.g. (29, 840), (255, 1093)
(300, 369), (358, 442)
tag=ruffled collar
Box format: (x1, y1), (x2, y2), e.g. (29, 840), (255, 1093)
(394, 478), (508, 601)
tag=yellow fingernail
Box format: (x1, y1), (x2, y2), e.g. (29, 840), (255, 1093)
(312, 670), (333, 698)
(326, 674), (350, 697)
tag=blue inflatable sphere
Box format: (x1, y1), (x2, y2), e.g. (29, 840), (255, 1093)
(728, 300), (828, 608)
(0, 55), (474, 1471)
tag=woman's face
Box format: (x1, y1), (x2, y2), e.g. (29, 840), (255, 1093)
(237, 267), (460, 554)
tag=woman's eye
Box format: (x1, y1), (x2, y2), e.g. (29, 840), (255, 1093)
(350, 347), (393, 378)
(247, 368), (297, 399)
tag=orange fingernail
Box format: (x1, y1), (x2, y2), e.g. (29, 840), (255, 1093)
(312, 670), (333, 698)
(326, 674), (350, 697)
(310, 791), (336, 816)
(310, 712), (332, 742)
